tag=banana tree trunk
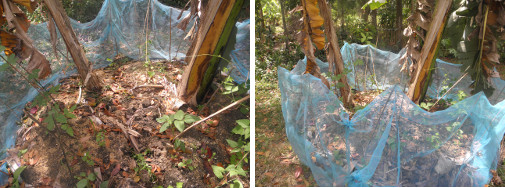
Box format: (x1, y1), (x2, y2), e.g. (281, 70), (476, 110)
(407, 0), (452, 104)
(178, 0), (244, 106)
(43, 0), (102, 91)
(318, 0), (353, 108)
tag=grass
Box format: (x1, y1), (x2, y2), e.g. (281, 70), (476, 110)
(255, 74), (317, 187)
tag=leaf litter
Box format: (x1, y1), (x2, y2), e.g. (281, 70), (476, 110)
(6, 56), (249, 187)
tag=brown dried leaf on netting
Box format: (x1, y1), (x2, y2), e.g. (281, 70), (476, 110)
(0, 30), (18, 55)
(400, 0), (435, 74)
(26, 49), (51, 79)
(1, 0), (51, 79)
(297, 30), (313, 55)
(11, 0), (36, 12)
(184, 21), (196, 40)
(289, 5), (302, 14)
(177, 0), (198, 31)
(414, 13), (431, 30)
(302, 0), (325, 50)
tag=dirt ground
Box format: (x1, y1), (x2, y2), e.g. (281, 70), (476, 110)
(3, 58), (249, 187)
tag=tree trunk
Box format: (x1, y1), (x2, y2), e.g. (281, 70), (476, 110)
(318, 0), (353, 108)
(361, 0), (369, 21)
(363, 6), (370, 22)
(178, 0), (244, 106)
(279, 0), (289, 50)
(407, 0), (452, 104)
(339, 0), (345, 34)
(395, 0), (403, 49)
(371, 9), (377, 28)
(43, 0), (102, 91)
(257, 0), (265, 41)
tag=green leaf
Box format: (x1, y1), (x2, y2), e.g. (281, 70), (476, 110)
(13, 166), (26, 181)
(174, 110), (185, 120)
(100, 181), (109, 188)
(227, 139), (239, 148)
(184, 115), (200, 124)
(176, 182), (183, 188)
(44, 115), (55, 131)
(0, 63), (9, 71)
(18, 149), (28, 157)
(174, 120), (185, 132)
(61, 124), (74, 137)
(6, 54), (17, 64)
(28, 69), (41, 80)
(177, 162), (186, 168)
(0, 45), (6, 52)
(232, 86), (239, 92)
(64, 109), (77, 119)
(54, 112), (67, 124)
(76, 179), (88, 188)
(159, 123), (170, 133)
(232, 126), (244, 136)
(236, 119), (249, 128)
(87, 172), (96, 181)
(212, 165), (226, 179)
(226, 164), (247, 177)
(244, 142), (250, 152)
(48, 85), (61, 94)
(231, 179), (243, 188)
(362, 0), (387, 10)
(69, 104), (77, 112)
(156, 115), (170, 123)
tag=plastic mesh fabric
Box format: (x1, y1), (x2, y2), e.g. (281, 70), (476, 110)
(278, 43), (505, 186)
(0, 0), (249, 183)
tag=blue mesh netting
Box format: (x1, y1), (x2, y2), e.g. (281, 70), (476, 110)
(0, 0), (249, 183)
(278, 42), (505, 186)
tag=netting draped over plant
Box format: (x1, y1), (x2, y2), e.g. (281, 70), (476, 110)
(0, 0), (249, 183)
(278, 43), (505, 186)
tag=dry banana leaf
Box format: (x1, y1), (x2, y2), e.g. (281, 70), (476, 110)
(1, 0), (51, 79)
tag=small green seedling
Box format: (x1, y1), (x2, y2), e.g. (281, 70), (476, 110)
(81, 151), (95, 166)
(75, 172), (96, 188)
(177, 159), (195, 170)
(156, 110), (200, 133)
(174, 139), (186, 152)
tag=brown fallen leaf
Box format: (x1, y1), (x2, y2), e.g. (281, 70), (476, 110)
(133, 176), (140, 183)
(87, 98), (97, 107)
(280, 159), (293, 165)
(111, 163), (121, 176)
(27, 156), (39, 165)
(39, 177), (53, 186)
(103, 108), (114, 117)
(264, 172), (274, 179)
(295, 166), (303, 179)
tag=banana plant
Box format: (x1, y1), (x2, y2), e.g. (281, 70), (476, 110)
(445, 0), (505, 96)
(294, 0), (354, 108)
(401, 0), (453, 104)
